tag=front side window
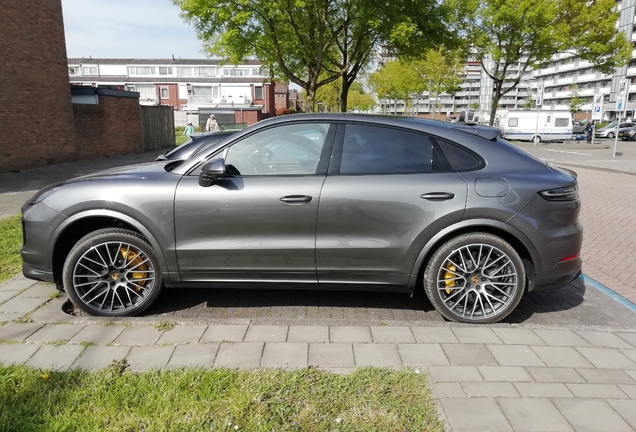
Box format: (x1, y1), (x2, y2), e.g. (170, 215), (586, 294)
(224, 123), (329, 175)
(339, 124), (434, 174)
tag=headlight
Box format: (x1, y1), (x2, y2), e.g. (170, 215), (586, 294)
(27, 184), (62, 205)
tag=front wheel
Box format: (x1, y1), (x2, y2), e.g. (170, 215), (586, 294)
(423, 233), (525, 324)
(607, 132), (614, 139)
(62, 228), (164, 317)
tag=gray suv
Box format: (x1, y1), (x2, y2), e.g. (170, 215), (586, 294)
(21, 114), (583, 323)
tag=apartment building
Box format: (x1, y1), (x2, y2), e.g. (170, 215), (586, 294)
(67, 58), (274, 113)
(533, 0), (636, 120)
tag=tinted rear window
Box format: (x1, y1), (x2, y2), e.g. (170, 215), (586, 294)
(437, 140), (483, 171)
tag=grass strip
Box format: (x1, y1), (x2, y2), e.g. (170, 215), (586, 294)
(0, 215), (22, 284)
(0, 364), (442, 432)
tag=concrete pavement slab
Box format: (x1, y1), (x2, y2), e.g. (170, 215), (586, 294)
(397, 343), (449, 366)
(487, 345), (546, 367)
(0, 313), (22, 322)
(126, 346), (175, 372)
(461, 382), (519, 398)
(441, 398), (511, 432)
(576, 368), (636, 384)
(533, 329), (590, 347)
(0, 277), (37, 292)
(0, 343), (40, 365)
(452, 327), (502, 344)
(607, 399), (636, 429)
(442, 344), (498, 366)
(497, 398), (573, 432)
(575, 331), (635, 349)
(113, 326), (162, 346)
(616, 332), (636, 349)
(200, 324), (247, 343)
(67, 325), (126, 345)
(531, 346), (594, 368)
(25, 345), (84, 371)
(411, 326), (459, 343)
(576, 347), (636, 370)
(0, 291), (17, 304)
(0, 323), (44, 341)
(329, 326), (371, 343)
(214, 343), (263, 368)
(567, 383), (628, 399)
(513, 382), (574, 398)
(491, 328), (545, 345)
(260, 343), (307, 369)
(308, 343), (354, 368)
(287, 325), (329, 343)
(167, 344), (219, 369)
(433, 382), (465, 398)
(477, 366), (533, 382)
(156, 325), (207, 345)
(244, 325), (288, 342)
(26, 324), (83, 343)
(16, 283), (59, 298)
(72, 346), (130, 370)
(369, 326), (415, 343)
(428, 366), (483, 382)
(622, 349), (636, 363)
(553, 399), (633, 432)
(353, 343), (402, 367)
(619, 384), (636, 399)
(0, 297), (46, 314)
(526, 367), (586, 384)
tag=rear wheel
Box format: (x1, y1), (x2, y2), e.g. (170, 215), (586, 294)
(62, 228), (164, 317)
(423, 233), (525, 324)
(607, 132), (615, 139)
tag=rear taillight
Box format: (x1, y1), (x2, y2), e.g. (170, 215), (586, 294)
(539, 185), (579, 201)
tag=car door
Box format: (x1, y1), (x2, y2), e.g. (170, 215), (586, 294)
(316, 122), (468, 288)
(174, 122), (336, 283)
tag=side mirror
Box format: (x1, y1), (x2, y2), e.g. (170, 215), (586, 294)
(198, 158), (226, 187)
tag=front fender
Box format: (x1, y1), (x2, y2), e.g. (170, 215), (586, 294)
(407, 218), (541, 289)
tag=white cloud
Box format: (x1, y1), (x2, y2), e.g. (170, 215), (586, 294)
(61, 0), (205, 58)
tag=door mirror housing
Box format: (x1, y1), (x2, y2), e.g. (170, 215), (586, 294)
(198, 158), (226, 187)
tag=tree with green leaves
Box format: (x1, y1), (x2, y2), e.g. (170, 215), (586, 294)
(368, 60), (416, 114)
(449, 0), (631, 125)
(521, 99), (536, 110)
(173, 0), (452, 113)
(569, 91), (584, 114)
(469, 102), (481, 110)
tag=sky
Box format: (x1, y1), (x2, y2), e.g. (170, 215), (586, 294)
(61, 0), (206, 59)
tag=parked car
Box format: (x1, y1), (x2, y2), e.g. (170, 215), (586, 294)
(595, 122), (635, 139)
(618, 125), (636, 141)
(21, 114), (583, 324)
(156, 131), (236, 161)
(572, 120), (589, 135)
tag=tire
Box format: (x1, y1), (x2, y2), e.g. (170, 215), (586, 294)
(62, 228), (164, 317)
(532, 135), (541, 144)
(607, 132), (614, 139)
(423, 233), (525, 324)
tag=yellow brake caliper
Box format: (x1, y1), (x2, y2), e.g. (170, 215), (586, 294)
(444, 262), (456, 294)
(120, 248), (148, 291)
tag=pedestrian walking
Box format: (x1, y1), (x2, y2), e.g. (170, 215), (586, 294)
(206, 114), (220, 132)
(585, 121), (594, 144)
(183, 122), (194, 136)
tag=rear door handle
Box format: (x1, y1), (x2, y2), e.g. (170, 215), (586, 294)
(280, 195), (313, 204)
(421, 192), (455, 201)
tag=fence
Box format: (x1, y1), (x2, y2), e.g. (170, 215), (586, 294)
(141, 105), (176, 150)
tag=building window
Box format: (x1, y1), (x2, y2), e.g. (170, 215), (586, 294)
(254, 86), (263, 99)
(68, 66), (80, 75)
(81, 66), (98, 75)
(160, 87), (169, 99)
(191, 86), (218, 99)
(126, 84), (135, 92)
(129, 66), (154, 75)
(199, 67), (217, 77)
(158, 67), (173, 75)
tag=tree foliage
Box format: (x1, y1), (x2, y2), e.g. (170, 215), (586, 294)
(173, 0), (452, 113)
(449, 0), (631, 125)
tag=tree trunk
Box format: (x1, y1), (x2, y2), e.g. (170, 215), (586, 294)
(305, 87), (316, 113)
(340, 77), (353, 113)
(489, 82), (502, 126)
(431, 92), (437, 120)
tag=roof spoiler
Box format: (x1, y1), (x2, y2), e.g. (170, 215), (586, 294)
(451, 124), (501, 141)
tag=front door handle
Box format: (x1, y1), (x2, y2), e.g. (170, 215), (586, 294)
(421, 192), (455, 201)
(280, 195), (313, 204)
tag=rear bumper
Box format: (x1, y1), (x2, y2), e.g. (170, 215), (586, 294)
(530, 257), (582, 292)
(22, 263), (55, 284)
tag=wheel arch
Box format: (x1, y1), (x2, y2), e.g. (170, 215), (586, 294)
(51, 210), (170, 285)
(408, 219), (540, 290)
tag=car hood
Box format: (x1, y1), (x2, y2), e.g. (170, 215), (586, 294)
(65, 161), (174, 184)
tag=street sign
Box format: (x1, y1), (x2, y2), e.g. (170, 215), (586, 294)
(535, 81), (544, 107)
(616, 79), (630, 115)
(592, 104), (602, 120)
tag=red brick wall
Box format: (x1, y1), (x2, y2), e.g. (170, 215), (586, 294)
(0, 0), (76, 172)
(73, 95), (142, 160)
(234, 110), (262, 126)
(157, 84), (180, 110)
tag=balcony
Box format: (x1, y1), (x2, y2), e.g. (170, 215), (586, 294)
(557, 77), (575, 85)
(577, 73), (597, 82)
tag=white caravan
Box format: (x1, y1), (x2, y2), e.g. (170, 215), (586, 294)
(499, 110), (573, 143)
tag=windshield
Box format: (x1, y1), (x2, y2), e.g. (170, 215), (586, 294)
(605, 122), (617, 129)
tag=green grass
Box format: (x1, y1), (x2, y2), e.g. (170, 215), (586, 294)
(155, 321), (176, 331)
(175, 135), (190, 146)
(0, 215), (22, 283)
(0, 365), (443, 432)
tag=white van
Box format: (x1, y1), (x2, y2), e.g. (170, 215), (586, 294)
(499, 110), (573, 143)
